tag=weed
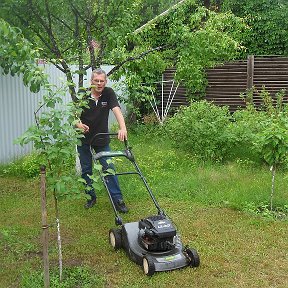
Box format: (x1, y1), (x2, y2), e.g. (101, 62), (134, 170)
(243, 202), (288, 221)
(21, 266), (105, 288)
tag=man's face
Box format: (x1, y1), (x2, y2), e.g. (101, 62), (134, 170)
(91, 73), (107, 94)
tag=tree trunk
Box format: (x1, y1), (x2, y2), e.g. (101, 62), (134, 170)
(61, 61), (77, 102)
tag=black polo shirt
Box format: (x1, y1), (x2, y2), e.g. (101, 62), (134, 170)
(80, 87), (120, 146)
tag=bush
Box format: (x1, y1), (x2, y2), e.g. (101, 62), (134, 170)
(163, 89), (288, 166)
(227, 107), (268, 161)
(0, 152), (47, 178)
(164, 100), (233, 161)
(230, 88), (288, 166)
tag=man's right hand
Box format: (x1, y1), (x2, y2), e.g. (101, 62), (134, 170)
(76, 122), (89, 133)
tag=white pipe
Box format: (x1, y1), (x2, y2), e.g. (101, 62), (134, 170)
(163, 83), (180, 121)
(164, 80), (175, 117)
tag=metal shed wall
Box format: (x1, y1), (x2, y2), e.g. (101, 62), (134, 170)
(0, 65), (70, 163)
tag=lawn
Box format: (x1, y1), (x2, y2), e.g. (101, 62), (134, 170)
(0, 132), (288, 287)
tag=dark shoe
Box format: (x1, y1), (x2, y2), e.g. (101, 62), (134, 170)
(84, 198), (96, 209)
(114, 199), (129, 213)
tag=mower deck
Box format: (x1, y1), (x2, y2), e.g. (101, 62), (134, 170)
(109, 222), (199, 276)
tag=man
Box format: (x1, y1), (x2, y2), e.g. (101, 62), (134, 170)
(76, 68), (128, 213)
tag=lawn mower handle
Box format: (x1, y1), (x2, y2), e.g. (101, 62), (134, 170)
(90, 132), (129, 148)
(90, 131), (165, 221)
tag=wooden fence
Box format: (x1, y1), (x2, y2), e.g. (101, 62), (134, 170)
(157, 55), (288, 113)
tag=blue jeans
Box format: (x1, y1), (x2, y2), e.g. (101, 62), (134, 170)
(77, 143), (123, 202)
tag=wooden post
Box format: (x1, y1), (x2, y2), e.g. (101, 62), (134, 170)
(40, 165), (50, 288)
(247, 55), (254, 91)
(245, 55), (255, 105)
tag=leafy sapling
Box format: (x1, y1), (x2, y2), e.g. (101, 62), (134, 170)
(254, 89), (288, 211)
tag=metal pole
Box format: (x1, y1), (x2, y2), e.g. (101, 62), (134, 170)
(40, 165), (50, 288)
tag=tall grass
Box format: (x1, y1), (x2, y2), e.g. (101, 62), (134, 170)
(128, 129), (288, 213)
(1, 126), (288, 215)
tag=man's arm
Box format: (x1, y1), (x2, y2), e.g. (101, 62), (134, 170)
(112, 106), (127, 141)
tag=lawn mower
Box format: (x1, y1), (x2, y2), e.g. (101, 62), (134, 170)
(90, 133), (200, 276)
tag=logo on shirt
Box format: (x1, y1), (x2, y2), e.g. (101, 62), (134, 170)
(101, 101), (108, 107)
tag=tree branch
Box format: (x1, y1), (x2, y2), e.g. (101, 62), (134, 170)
(27, 0), (62, 58)
(71, 2), (86, 22)
(133, 0), (188, 34)
(14, 12), (54, 54)
(50, 14), (74, 32)
(107, 45), (170, 76)
(44, 0), (52, 32)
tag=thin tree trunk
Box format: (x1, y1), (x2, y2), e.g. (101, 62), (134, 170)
(74, 11), (84, 89)
(270, 165), (276, 211)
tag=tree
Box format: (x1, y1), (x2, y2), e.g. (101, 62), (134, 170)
(109, 0), (246, 118)
(220, 0), (288, 56)
(0, 18), (47, 92)
(1, 0), (247, 119)
(253, 89), (288, 211)
(0, 0), (140, 101)
(138, 0), (181, 25)
(199, 0), (222, 10)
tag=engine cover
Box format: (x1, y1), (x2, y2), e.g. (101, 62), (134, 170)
(138, 215), (177, 251)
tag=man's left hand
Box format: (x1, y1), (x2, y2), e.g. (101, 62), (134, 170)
(118, 129), (127, 142)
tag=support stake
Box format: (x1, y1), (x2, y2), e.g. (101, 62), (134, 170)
(40, 165), (50, 288)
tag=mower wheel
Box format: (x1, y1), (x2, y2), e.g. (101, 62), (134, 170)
(186, 247), (200, 267)
(109, 228), (122, 250)
(143, 256), (155, 276)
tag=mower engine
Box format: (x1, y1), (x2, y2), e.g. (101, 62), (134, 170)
(138, 215), (177, 252)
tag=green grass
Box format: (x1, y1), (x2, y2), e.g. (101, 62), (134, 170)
(1, 130), (288, 287)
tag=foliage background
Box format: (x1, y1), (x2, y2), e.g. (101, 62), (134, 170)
(1, 0), (287, 118)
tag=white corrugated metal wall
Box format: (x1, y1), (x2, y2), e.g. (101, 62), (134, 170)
(0, 64), (125, 163)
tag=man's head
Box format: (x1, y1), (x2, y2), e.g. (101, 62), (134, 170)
(91, 68), (107, 94)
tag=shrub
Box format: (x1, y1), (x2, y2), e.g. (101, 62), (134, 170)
(227, 107), (268, 161)
(230, 88), (288, 165)
(1, 152), (46, 178)
(164, 100), (233, 161)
